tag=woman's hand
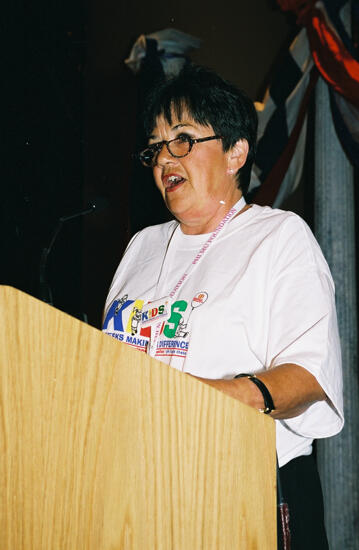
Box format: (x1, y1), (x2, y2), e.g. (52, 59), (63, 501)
(191, 364), (327, 420)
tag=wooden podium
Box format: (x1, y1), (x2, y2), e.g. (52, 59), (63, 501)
(0, 286), (276, 549)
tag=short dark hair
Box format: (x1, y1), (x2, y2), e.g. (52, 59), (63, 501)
(142, 64), (258, 196)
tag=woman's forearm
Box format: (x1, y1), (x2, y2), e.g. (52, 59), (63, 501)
(193, 364), (327, 420)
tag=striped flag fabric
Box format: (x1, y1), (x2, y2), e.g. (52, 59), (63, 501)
(250, 0), (359, 206)
(248, 29), (316, 206)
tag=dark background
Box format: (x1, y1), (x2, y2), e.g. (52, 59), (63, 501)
(2, 0), (306, 327)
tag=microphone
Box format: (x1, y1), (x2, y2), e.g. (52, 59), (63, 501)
(59, 196), (109, 222)
(39, 196), (109, 305)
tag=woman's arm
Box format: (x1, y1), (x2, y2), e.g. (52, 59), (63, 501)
(193, 363), (327, 420)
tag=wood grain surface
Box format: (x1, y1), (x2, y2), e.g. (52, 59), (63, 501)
(0, 286), (276, 549)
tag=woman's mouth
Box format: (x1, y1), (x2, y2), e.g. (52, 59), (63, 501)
(162, 174), (186, 192)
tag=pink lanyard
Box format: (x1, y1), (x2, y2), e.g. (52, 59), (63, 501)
(148, 196), (246, 356)
(168, 196), (246, 299)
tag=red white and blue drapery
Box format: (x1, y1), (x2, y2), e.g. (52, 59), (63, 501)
(249, 0), (359, 207)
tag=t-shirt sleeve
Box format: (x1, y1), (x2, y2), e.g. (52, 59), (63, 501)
(266, 214), (344, 438)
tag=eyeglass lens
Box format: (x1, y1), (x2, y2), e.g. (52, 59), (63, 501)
(140, 136), (191, 167)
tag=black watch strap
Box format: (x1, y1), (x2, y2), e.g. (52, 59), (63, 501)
(235, 373), (275, 414)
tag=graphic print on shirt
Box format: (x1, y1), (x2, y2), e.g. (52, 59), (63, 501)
(103, 291), (208, 360)
(114, 294), (128, 315)
(102, 295), (148, 352)
(156, 291), (208, 359)
(130, 306), (142, 335)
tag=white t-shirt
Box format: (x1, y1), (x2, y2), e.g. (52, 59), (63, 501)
(103, 204), (344, 467)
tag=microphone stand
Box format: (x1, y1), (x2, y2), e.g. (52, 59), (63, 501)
(39, 200), (107, 305)
(39, 219), (63, 305)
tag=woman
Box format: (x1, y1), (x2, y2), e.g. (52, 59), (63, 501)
(103, 64), (343, 548)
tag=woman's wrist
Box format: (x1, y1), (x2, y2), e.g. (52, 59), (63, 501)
(234, 373), (275, 414)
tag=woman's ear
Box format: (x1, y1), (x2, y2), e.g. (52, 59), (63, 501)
(226, 139), (249, 174)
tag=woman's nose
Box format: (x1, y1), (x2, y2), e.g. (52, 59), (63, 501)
(155, 142), (175, 167)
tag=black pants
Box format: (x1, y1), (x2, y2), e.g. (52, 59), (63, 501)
(277, 454), (329, 550)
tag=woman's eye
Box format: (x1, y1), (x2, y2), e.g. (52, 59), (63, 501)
(176, 133), (191, 143)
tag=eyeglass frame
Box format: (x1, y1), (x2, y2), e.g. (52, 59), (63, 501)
(136, 134), (223, 168)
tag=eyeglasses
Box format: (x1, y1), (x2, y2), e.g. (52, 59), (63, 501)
(137, 134), (222, 168)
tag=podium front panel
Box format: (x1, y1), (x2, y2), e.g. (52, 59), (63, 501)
(0, 286), (276, 549)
